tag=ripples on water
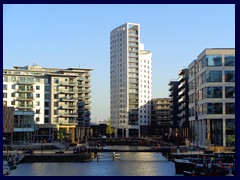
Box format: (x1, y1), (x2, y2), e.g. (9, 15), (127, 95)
(10, 147), (177, 176)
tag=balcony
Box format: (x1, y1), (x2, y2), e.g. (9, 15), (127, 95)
(78, 95), (84, 100)
(128, 32), (138, 37)
(61, 105), (76, 109)
(77, 83), (84, 87)
(59, 113), (78, 117)
(129, 53), (138, 58)
(128, 37), (138, 42)
(17, 105), (34, 109)
(85, 95), (91, 99)
(85, 100), (91, 105)
(59, 89), (78, 94)
(129, 43), (138, 47)
(68, 120), (78, 124)
(60, 97), (77, 101)
(59, 81), (77, 86)
(17, 88), (34, 92)
(16, 96), (34, 101)
(17, 80), (35, 84)
(129, 58), (138, 63)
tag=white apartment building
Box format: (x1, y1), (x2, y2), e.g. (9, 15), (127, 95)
(3, 65), (92, 143)
(110, 23), (152, 137)
(189, 48), (235, 150)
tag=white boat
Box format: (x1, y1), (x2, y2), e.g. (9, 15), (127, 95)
(3, 161), (11, 175)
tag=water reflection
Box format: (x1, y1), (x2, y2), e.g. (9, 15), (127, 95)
(10, 151), (177, 176)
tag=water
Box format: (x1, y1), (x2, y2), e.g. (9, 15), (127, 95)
(9, 146), (178, 176)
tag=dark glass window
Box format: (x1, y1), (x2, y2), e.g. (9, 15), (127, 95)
(225, 103), (235, 114)
(225, 71), (235, 82)
(207, 103), (222, 114)
(203, 55), (222, 67)
(204, 71), (222, 82)
(226, 119), (235, 146)
(224, 55), (235, 66)
(203, 87), (222, 98)
(225, 87), (235, 98)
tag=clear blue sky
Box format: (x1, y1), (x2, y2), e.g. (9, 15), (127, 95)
(3, 4), (235, 122)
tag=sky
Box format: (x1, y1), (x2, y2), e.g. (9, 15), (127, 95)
(3, 4), (235, 122)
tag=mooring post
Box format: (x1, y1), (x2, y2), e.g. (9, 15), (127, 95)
(113, 152), (115, 161)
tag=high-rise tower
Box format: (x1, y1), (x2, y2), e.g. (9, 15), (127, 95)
(110, 23), (152, 137)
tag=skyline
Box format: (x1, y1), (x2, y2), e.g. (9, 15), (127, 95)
(3, 4), (235, 121)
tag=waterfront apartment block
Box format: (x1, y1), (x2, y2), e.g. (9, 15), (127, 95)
(190, 48), (235, 150)
(177, 69), (189, 140)
(3, 65), (93, 144)
(150, 98), (171, 137)
(168, 81), (180, 138)
(110, 23), (152, 137)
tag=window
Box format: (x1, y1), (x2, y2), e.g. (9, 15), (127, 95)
(11, 93), (15, 97)
(226, 119), (235, 146)
(12, 85), (15, 89)
(203, 87), (222, 98)
(203, 55), (222, 67)
(225, 103), (235, 114)
(224, 55), (235, 66)
(36, 78), (40, 82)
(225, 87), (235, 98)
(3, 76), (8, 82)
(45, 86), (50, 92)
(54, 102), (58, 107)
(11, 101), (15, 105)
(45, 110), (49, 115)
(36, 101), (40, 106)
(36, 94), (40, 98)
(207, 103), (222, 114)
(54, 78), (59, 83)
(44, 118), (49, 123)
(54, 110), (58, 115)
(36, 86), (40, 90)
(3, 93), (7, 98)
(45, 94), (49, 99)
(45, 102), (49, 107)
(225, 71), (235, 82)
(3, 84), (7, 90)
(12, 77), (16, 81)
(36, 109), (40, 114)
(54, 94), (58, 99)
(203, 71), (222, 82)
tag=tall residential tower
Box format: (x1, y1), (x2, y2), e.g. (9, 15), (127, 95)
(110, 23), (152, 137)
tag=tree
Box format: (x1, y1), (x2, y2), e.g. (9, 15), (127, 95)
(106, 119), (114, 139)
(57, 128), (70, 152)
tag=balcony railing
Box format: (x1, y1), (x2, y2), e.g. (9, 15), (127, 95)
(59, 113), (78, 117)
(17, 88), (34, 92)
(17, 80), (35, 84)
(59, 81), (77, 86)
(17, 105), (34, 108)
(16, 96), (34, 101)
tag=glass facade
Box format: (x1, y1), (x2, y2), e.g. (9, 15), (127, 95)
(203, 55), (222, 67)
(203, 87), (222, 98)
(225, 87), (235, 98)
(203, 71), (222, 82)
(225, 71), (235, 82)
(224, 55), (235, 66)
